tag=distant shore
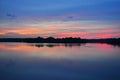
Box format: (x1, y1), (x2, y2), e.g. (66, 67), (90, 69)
(0, 37), (120, 47)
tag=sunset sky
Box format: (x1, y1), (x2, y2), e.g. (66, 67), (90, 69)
(0, 0), (120, 39)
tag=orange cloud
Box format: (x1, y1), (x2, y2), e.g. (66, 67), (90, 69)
(96, 33), (120, 38)
(0, 28), (43, 35)
(0, 27), (120, 39)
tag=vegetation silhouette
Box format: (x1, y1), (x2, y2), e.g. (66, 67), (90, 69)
(0, 37), (120, 47)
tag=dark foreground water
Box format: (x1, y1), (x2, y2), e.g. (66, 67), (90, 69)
(0, 43), (120, 80)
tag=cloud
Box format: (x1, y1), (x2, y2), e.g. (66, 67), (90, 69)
(67, 16), (74, 19)
(0, 32), (24, 38)
(6, 13), (17, 19)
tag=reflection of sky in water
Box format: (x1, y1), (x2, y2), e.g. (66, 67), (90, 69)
(0, 43), (120, 80)
(0, 43), (120, 60)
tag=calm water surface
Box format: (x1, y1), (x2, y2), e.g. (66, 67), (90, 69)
(0, 43), (120, 80)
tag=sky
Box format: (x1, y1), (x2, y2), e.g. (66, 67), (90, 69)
(0, 0), (120, 39)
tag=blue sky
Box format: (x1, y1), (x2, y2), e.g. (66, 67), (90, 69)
(0, 0), (120, 38)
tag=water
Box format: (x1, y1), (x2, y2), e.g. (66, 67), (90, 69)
(0, 43), (120, 80)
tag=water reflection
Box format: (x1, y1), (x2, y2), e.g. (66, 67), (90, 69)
(0, 43), (120, 60)
(30, 43), (85, 48)
(0, 43), (120, 80)
(29, 43), (120, 48)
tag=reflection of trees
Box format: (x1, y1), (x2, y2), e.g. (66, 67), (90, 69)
(64, 43), (82, 47)
(32, 43), (85, 48)
(31, 42), (120, 48)
(46, 44), (55, 48)
(35, 44), (44, 48)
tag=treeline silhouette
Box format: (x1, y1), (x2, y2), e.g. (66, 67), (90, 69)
(0, 37), (120, 47)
